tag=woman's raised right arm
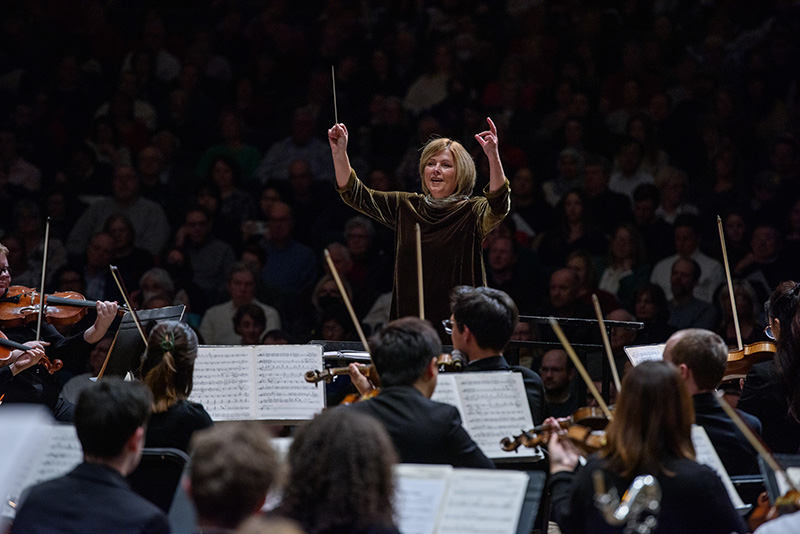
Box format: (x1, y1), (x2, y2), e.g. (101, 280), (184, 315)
(328, 123), (352, 189)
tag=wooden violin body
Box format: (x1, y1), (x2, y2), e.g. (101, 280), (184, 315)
(723, 341), (776, 381)
(0, 331), (62, 374)
(501, 407), (611, 455)
(0, 286), (125, 329)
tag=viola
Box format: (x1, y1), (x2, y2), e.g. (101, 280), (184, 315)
(0, 331), (62, 374)
(500, 406), (611, 455)
(501, 414), (608, 456)
(304, 353), (465, 386)
(0, 286), (126, 329)
(723, 341), (776, 382)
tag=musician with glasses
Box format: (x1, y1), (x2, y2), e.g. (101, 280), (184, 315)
(447, 285), (546, 425)
(0, 242), (119, 420)
(738, 281), (800, 454)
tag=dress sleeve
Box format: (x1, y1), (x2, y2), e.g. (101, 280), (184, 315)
(337, 169), (408, 230)
(473, 178), (511, 238)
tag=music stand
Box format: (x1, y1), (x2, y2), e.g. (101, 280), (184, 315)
(102, 305), (186, 377)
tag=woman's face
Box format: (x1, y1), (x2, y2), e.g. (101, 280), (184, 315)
(635, 291), (657, 322)
(424, 148), (458, 199)
(611, 227), (633, 259)
(237, 313), (265, 344)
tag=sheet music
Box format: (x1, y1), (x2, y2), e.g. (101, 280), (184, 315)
(191, 345), (325, 421)
(624, 344), (665, 366)
(775, 467), (800, 496)
(394, 464), (453, 534)
(691, 425), (746, 509)
(0, 406), (54, 520)
(454, 372), (535, 459)
(192, 346), (256, 421)
(254, 345), (325, 419)
(431, 375), (465, 422)
(437, 469), (529, 534)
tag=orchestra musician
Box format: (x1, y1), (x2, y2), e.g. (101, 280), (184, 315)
(0, 242), (119, 420)
(738, 280), (800, 454)
(662, 328), (761, 476)
(447, 285), (547, 425)
(329, 118), (509, 341)
(547, 360), (747, 534)
(343, 316), (494, 468)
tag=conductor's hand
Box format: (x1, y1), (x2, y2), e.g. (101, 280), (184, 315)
(546, 417), (581, 474)
(348, 362), (375, 397)
(474, 117), (500, 158)
(328, 123), (349, 156)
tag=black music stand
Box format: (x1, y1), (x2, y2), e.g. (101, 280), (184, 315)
(759, 454), (800, 503)
(102, 305), (185, 377)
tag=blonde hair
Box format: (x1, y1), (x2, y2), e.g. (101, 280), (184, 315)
(418, 137), (476, 197)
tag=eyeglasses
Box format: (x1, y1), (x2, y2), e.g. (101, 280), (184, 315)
(442, 319), (454, 335)
(0, 267), (11, 276)
(764, 324), (775, 340)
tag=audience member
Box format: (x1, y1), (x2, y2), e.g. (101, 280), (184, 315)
(66, 164), (170, 257)
(176, 205), (237, 307)
(597, 222), (651, 311)
(667, 257), (719, 330)
(199, 262), (281, 345)
(650, 214), (724, 303)
(583, 154), (633, 235)
(234, 303), (268, 345)
(540, 349), (580, 418)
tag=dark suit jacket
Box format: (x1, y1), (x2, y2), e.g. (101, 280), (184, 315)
(465, 355), (547, 425)
(693, 392), (761, 476)
(738, 361), (800, 454)
(12, 462), (170, 534)
(347, 385), (494, 468)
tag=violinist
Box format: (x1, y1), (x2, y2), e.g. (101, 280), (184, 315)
(547, 360), (748, 534)
(737, 281), (800, 454)
(662, 328), (761, 476)
(0, 342), (47, 396)
(448, 285), (546, 425)
(0, 242), (119, 420)
(343, 316), (494, 468)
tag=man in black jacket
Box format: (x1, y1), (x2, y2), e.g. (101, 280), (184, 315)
(13, 378), (169, 534)
(347, 316), (494, 468)
(663, 328), (761, 476)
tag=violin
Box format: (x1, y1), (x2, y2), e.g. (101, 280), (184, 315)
(0, 286), (127, 329)
(305, 353), (465, 386)
(0, 331), (62, 374)
(500, 410), (609, 455)
(723, 341), (776, 382)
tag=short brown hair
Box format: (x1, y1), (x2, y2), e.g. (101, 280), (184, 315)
(667, 328), (727, 390)
(190, 422), (278, 529)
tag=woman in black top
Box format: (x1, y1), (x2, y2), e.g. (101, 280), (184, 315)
(139, 320), (212, 451)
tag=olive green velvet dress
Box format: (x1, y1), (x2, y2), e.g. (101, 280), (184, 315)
(338, 170), (510, 340)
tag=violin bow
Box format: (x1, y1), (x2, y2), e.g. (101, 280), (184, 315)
(109, 265), (147, 345)
(549, 316), (614, 420)
(415, 223), (424, 320)
(591, 294), (622, 393)
(714, 389), (799, 493)
(717, 215), (743, 351)
(35, 217), (51, 342)
(323, 248), (371, 354)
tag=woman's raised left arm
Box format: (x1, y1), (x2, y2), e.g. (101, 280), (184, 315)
(474, 117), (506, 193)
